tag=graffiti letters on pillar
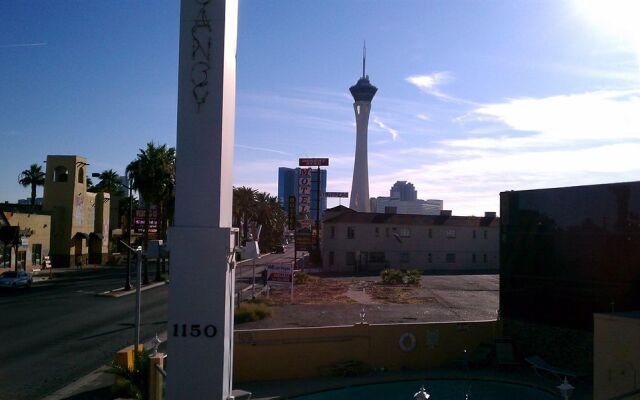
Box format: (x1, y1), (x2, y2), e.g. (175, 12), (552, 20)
(191, 0), (212, 113)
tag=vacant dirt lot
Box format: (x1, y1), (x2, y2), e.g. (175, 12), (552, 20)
(238, 274), (499, 329)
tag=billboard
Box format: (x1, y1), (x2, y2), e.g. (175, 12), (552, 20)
(299, 158), (329, 167)
(324, 192), (348, 198)
(134, 208), (158, 234)
(287, 196), (296, 230)
(266, 264), (293, 285)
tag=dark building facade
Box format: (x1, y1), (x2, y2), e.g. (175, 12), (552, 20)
(500, 181), (640, 330)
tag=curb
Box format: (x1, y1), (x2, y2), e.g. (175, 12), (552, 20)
(42, 333), (169, 400)
(97, 281), (167, 298)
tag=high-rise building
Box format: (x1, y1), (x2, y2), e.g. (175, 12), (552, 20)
(278, 167), (327, 222)
(371, 197), (443, 215)
(349, 47), (377, 212)
(390, 181), (417, 201)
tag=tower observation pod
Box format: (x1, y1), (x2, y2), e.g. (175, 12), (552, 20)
(349, 45), (377, 212)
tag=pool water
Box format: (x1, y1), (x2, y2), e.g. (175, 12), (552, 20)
(291, 379), (556, 400)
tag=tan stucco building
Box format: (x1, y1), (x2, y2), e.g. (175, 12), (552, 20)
(321, 206), (499, 272)
(42, 155), (110, 267)
(0, 205), (51, 272)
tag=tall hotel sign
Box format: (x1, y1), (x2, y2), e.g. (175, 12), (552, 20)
(296, 167), (313, 250)
(168, 0), (238, 399)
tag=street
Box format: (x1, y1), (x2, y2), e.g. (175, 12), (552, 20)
(0, 266), (167, 400)
(0, 245), (297, 400)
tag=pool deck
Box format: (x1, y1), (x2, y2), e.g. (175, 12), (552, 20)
(238, 367), (592, 399)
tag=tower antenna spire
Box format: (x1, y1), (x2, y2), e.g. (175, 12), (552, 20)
(362, 41), (366, 78)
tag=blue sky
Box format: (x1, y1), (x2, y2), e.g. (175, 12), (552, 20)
(2, 0), (640, 215)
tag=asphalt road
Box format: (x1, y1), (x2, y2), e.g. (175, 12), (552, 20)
(0, 246), (299, 400)
(0, 266), (167, 400)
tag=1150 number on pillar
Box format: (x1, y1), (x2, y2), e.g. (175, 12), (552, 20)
(172, 324), (217, 338)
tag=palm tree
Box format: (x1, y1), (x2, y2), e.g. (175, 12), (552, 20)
(91, 169), (124, 195)
(233, 186), (257, 243)
(127, 142), (176, 283)
(18, 164), (46, 206)
(255, 192), (287, 249)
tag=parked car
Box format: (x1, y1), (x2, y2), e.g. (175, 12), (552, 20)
(273, 244), (286, 254)
(0, 271), (33, 289)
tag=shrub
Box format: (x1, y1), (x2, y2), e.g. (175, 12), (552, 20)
(294, 271), (310, 284)
(107, 349), (150, 400)
(380, 268), (422, 285)
(405, 269), (422, 284)
(380, 268), (405, 284)
(235, 301), (272, 324)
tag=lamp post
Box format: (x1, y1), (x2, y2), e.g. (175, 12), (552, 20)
(124, 177), (133, 291)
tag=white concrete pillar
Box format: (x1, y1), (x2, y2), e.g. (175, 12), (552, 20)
(167, 0), (238, 399)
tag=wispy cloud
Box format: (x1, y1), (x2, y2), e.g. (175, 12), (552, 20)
(372, 116), (399, 141)
(458, 89), (640, 149)
(406, 72), (453, 98)
(0, 42), (47, 49)
(235, 144), (292, 156)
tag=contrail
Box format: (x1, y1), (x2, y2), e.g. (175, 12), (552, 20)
(0, 42), (48, 49)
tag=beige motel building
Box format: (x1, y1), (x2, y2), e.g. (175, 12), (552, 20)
(321, 206), (499, 273)
(0, 155), (110, 272)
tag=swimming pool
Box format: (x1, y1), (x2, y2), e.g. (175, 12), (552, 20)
(291, 379), (557, 400)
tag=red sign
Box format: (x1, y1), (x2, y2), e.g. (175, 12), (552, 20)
(266, 264), (293, 284)
(324, 192), (349, 198)
(299, 158), (329, 167)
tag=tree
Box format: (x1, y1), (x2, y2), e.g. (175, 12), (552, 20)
(18, 164), (45, 206)
(254, 192), (287, 249)
(233, 186), (257, 243)
(91, 169), (124, 195)
(232, 187), (286, 249)
(126, 142), (176, 283)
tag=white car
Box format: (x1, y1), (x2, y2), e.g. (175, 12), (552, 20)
(0, 271), (33, 289)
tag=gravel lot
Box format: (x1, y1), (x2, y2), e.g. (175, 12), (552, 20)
(237, 274), (499, 329)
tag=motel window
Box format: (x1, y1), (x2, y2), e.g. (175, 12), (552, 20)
(446, 253), (456, 263)
(347, 226), (355, 239)
(399, 228), (410, 238)
(346, 252), (356, 266)
(472, 253), (477, 263)
(369, 252), (385, 263)
(400, 252), (410, 263)
(329, 251), (334, 266)
(78, 167), (84, 184)
(483, 230), (488, 239)
(446, 229), (456, 239)
(330, 226), (335, 239)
